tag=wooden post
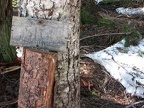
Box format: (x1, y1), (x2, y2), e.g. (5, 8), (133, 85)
(10, 0), (81, 107)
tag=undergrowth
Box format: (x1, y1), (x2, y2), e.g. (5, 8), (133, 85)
(80, 0), (143, 47)
(120, 25), (142, 47)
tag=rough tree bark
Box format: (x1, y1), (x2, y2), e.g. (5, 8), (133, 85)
(19, 49), (57, 108)
(0, 0), (16, 62)
(17, 0), (81, 108)
(53, 1), (81, 108)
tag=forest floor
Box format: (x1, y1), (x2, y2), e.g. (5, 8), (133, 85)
(1, 0), (144, 108)
(80, 1), (144, 108)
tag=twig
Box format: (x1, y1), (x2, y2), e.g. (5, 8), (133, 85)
(0, 98), (17, 107)
(80, 32), (131, 41)
(0, 66), (21, 74)
(125, 100), (144, 108)
(123, 91), (136, 108)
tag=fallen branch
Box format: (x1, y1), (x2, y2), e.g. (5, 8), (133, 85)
(125, 100), (144, 108)
(0, 66), (20, 74)
(80, 32), (131, 41)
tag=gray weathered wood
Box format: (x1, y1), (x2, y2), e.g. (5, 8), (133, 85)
(10, 16), (69, 52)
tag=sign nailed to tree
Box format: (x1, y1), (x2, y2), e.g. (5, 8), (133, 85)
(10, 16), (69, 52)
(10, 0), (80, 107)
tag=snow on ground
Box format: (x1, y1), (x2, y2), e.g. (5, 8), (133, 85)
(95, 0), (103, 4)
(85, 39), (144, 98)
(116, 7), (144, 16)
(16, 47), (23, 58)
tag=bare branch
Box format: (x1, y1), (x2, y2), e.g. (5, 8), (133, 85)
(80, 32), (131, 41)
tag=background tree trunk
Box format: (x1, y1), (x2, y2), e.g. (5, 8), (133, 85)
(0, 0), (16, 62)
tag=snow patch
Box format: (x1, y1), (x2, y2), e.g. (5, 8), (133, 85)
(116, 7), (144, 16)
(85, 39), (144, 98)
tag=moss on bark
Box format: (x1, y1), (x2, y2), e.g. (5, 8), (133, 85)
(0, 0), (16, 62)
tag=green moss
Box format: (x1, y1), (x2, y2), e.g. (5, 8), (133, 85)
(12, 0), (17, 8)
(124, 30), (142, 47)
(91, 91), (98, 96)
(81, 10), (97, 24)
(97, 17), (116, 29)
(81, 0), (98, 24)
(0, 21), (16, 62)
(0, 0), (16, 62)
(120, 25), (142, 47)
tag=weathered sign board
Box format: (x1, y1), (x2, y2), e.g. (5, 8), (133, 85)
(10, 16), (69, 52)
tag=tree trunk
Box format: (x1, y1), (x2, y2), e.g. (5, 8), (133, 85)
(53, 1), (81, 108)
(0, 0), (16, 62)
(17, 0), (81, 108)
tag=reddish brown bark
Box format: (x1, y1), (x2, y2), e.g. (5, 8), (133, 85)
(18, 49), (57, 108)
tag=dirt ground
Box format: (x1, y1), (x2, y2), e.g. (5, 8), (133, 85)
(0, 60), (20, 108)
(80, 1), (144, 108)
(1, 0), (144, 108)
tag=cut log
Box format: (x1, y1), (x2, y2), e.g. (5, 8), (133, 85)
(18, 48), (57, 108)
